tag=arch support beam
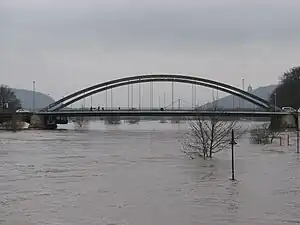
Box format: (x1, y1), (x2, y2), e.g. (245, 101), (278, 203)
(42, 74), (277, 112)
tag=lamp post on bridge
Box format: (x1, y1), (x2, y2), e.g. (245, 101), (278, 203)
(192, 84), (196, 108)
(192, 84), (194, 108)
(83, 92), (86, 109)
(171, 81), (174, 110)
(110, 89), (113, 109)
(105, 89), (108, 109)
(159, 96), (161, 108)
(131, 84), (134, 108)
(139, 82), (141, 110)
(274, 92), (277, 112)
(242, 78), (244, 109)
(194, 84), (197, 108)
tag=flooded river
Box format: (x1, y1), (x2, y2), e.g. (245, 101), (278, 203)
(1, 121), (300, 225)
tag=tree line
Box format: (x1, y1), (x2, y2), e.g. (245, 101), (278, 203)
(269, 66), (300, 110)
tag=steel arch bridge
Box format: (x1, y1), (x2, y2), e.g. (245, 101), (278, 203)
(42, 74), (277, 112)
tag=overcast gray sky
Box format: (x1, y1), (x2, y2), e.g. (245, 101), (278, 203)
(1, 0), (300, 107)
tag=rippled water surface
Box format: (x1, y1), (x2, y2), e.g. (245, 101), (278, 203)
(1, 121), (300, 225)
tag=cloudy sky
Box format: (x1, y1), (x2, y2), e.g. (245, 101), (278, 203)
(1, 0), (300, 107)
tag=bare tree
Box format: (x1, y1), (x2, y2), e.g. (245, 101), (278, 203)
(180, 106), (245, 159)
(0, 85), (21, 112)
(250, 122), (280, 144)
(0, 85), (22, 128)
(268, 126), (280, 144)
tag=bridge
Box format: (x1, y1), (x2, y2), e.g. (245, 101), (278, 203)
(6, 74), (294, 129)
(41, 74), (278, 112)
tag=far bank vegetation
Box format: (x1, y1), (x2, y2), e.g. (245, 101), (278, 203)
(0, 85), (24, 131)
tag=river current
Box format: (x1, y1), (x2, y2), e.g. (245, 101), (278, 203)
(1, 121), (300, 225)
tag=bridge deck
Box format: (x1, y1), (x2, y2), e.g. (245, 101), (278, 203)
(0, 110), (291, 119)
(36, 110), (289, 118)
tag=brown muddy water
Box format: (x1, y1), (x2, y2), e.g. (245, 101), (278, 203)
(0, 121), (300, 225)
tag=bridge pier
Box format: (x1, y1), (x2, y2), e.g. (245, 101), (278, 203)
(104, 115), (121, 124)
(270, 114), (298, 131)
(29, 115), (58, 130)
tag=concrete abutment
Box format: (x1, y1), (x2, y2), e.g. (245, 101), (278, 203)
(29, 114), (61, 130)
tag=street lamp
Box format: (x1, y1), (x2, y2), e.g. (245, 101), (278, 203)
(297, 112), (300, 154)
(33, 81), (36, 112)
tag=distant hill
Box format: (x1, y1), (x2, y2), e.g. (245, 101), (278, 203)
(202, 84), (277, 109)
(12, 88), (55, 110)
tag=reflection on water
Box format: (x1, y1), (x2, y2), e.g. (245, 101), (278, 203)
(0, 121), (300, 225)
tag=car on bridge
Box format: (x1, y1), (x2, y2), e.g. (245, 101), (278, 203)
(16, 108), (29, 112)
(282, 107), (296, 113)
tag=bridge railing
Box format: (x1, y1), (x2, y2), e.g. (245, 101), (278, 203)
(59, 107), (266, 112)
